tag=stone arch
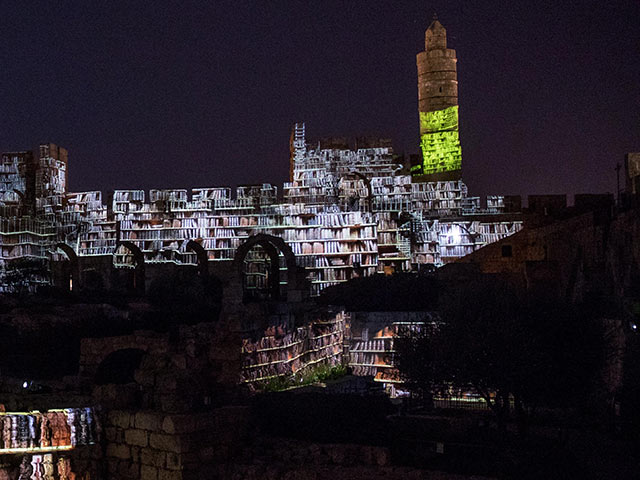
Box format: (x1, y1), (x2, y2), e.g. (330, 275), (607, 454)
(53, 243), (80, 291)
(234, 233), (298, 301)
(56, 243), (77, 262)
(186, 239), (222, 315)
(186, 239), (209, 277)
(79, 333), (166, 380)
(94, 348), (146, 385)
(114, 241), (146, 295)
(116, 240), (145, 266)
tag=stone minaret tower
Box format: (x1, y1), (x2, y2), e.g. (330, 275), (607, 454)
(414, 17), (462, 179)
(417, 18), (458, 115)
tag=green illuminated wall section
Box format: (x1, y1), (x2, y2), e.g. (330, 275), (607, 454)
(415, 105), (462, 176)
(420, 105), (458, 132)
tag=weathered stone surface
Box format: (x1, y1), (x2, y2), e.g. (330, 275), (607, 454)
(156, 373), (178, 392)
(105, 427), (117, 442)
(106, 443), (130, 460)
(178, 470), (200, 480)
(140, 465), (158, 480)
(141, 448), (166, 468)
(158, 394), (179, 413)
(106, 458), (118, 475)
(125, 428), (149, 447)
(374, 447), (390, 466)
(162, 415), (195, 434)
(326, 445), (345, 464)
(150, 433), (184, 453)
(135, 411), (163, 431)
(134, 370), (156, 387)
(107, 410), (131, 429)
(131, 445), (142, 464)
(198, 446), (214, 462)
(360, 445), (373, 465)
(158, 469), (183, 480)
(170, 354), (187, 369)
(179, 452), (198, 465)
(165, 452), (182, 470)
(117, 459), (140, 478)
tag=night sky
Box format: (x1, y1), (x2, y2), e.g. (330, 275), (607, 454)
(1, 1), (638, 201)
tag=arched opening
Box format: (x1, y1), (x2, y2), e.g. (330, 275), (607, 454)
(243, 242), (281, 301)
(113, 241), (145, 295)
(95, 348), (145, 385)
(234, 234), (298, 303)
(186, 239), (209, 277)
(53, 243), (79, 292)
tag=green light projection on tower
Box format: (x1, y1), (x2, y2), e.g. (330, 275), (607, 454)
(414, 105), (462, 176)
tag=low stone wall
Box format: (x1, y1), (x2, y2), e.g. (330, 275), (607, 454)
(104, 406), (250, 480)
(221, 437), (494, 480)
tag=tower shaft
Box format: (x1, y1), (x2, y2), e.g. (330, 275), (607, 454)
(413, 20), (462, 180)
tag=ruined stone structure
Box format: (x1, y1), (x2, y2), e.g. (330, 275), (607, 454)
(0, 229), (352, 478)
(0, 132), (522, 297)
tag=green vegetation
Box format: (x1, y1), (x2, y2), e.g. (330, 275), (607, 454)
(260, 363), (347, 392)
(395, 277), (604, 436)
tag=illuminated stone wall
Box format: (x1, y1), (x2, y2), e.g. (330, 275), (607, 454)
(416, 106), (462, 175)
(0, 130), (522, 295)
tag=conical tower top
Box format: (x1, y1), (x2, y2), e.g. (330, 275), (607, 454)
(425, 17), (447, 50)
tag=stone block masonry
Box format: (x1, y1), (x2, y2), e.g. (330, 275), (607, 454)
(104, 407), (250, 480)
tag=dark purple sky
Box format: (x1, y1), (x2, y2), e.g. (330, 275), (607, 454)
(1, 1), (638, 200)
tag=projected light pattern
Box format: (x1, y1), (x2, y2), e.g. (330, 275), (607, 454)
(419, 106), (458, 133)
(418, 106), (462, 175)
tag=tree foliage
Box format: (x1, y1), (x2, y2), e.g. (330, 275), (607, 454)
(396, 276), (604, 432)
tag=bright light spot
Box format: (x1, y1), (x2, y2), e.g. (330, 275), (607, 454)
(632, 323), (638, 331)
(22, 381), (28, 389)
(451, 226), (461, 245)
